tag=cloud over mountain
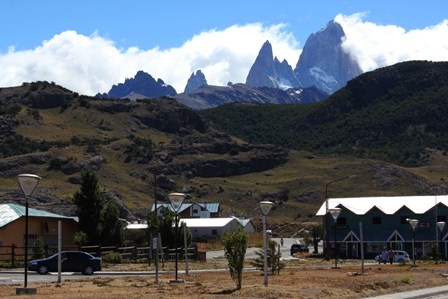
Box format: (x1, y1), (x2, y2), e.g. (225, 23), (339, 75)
(0, 14), (447, 96)
(0, 24), (300, 96)
(337, 13), (448, 72)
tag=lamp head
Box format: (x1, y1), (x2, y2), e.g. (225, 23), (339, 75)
(329, 208), (341, 221)
(168, 193), (187, 213)
(408, 219), (419, 229)
(437, 221), (446, 232)
(18, 174), (41, 196)
(259, 201), (274, 216)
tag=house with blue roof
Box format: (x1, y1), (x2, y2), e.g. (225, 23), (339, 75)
(316, 195), (448, 259)
(0, 203), (79, 259)
(151, 202), (220, 218)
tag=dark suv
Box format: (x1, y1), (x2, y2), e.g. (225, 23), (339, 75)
(290, 244), (309, 255)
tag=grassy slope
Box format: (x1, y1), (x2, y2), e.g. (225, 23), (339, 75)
(3, 79), (447, 225)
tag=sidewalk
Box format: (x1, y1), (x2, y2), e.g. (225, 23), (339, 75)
(365, 285), (448, 299)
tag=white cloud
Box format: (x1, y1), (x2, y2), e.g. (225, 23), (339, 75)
(0, 24), (301, 96)
(336, 13), (448, 72)
(3, 15), (447, 96)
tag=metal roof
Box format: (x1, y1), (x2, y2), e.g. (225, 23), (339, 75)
(0, 203), (75, 228)
(316, 195), (448, 216)
(179, 217), (239, 228)
(151, 202), (220, 213)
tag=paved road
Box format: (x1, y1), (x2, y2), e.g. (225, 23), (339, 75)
(206, 237), (302, 260)
(364, 285), (448, 299)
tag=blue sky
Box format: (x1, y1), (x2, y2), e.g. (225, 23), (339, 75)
(1, 0), (448, 95)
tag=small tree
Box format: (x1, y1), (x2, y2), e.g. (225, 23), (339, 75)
(73, 168), (105, 244)
(222, 228), (248, 290)
(101, 202), (124, 246)
(251, 239), (285, 275)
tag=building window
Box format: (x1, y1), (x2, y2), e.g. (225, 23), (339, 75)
(437, 215), (447, 222)
(337, 217), (346, 225)
(372, 217), (382, 224)
(193, 209), (198, 213)
(212, 229), (217, 236)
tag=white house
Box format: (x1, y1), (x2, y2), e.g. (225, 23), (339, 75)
(232, 217), (256, 233)
(179, 217), (242, 238)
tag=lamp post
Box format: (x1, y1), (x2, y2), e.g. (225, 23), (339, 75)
(259, 200), (274, 287)
(437, 221), (446, 262)
(153, 170), (159, 284)
(168, 192), (186, 283)
(325, 176), (350, 260)
(408, 218), (419, 267)
(17, 174), (41, 293)
(329, 208), (341, 268)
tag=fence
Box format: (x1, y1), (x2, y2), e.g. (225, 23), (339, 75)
(0, 243), (199, 268)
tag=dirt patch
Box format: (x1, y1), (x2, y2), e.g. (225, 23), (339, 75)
(1, 262), (448, 298)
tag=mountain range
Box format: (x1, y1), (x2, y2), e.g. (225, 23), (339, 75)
(1, 60), (448, 225)
(97, 19), (362, 109)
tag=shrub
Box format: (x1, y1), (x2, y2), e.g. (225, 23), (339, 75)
(102, 252), (123, 264)
(400, 275), (412, 284)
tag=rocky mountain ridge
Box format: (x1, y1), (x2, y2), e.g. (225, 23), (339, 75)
(96, 19), (362, 109)
(184, 70), (208, 93)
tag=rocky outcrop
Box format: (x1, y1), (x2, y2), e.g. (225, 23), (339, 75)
(184, 70), (208, 93)
(150, 143), (289, 178)
(294, 20), (362, 94)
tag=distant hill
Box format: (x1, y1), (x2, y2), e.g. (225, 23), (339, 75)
(199, 61), (448, 167)
(0, 81), (289, 220)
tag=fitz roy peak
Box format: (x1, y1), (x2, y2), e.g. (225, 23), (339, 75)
(245, 40), (300, 89)
(294, 20), (362, 94)
(246, 20), (362, 95)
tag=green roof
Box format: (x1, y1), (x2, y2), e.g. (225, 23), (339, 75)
(0, 203), (75, 228)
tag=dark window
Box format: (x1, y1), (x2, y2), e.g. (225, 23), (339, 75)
(212, 229), (217, 236)
(193, 209), (198, 213)
(372, 217), (382, 224)
(337, 217), (346, 225)
(437, 215), (447, 222)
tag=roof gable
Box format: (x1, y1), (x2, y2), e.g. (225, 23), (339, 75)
(0, 203), (74, 228)
(151, 202), (220, 214)
(316, 195), (448, 216)
(179, 217), (239, 228)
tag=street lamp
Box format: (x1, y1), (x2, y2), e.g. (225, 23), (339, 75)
(17, 174), (41, 293)
(437, 221), (446, 262)
(259, 200), (274, 287)
(325, 176), (350, 260)
(408, 218), (419, 267)
(168, 192), (186, 283)
(329, 208), (341, 268)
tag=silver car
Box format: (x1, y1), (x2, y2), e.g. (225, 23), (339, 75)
(375, 250), (410, 263)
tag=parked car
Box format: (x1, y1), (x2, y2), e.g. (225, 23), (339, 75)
(28, 251), (102, 275)
(290, 244), (309, 255)
(374, 250), (410, 263)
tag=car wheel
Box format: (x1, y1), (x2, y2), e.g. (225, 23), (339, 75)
(37, 265), (49, 275)
(82, 265), (94, 275)
(398, 258), (404, 263)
